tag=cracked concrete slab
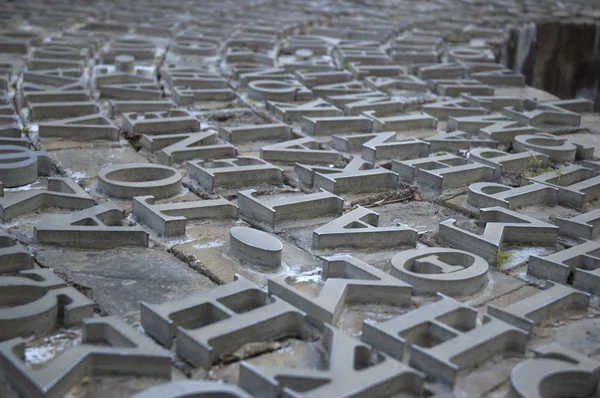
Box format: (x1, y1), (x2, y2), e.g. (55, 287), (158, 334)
(34, 247), (216, 317)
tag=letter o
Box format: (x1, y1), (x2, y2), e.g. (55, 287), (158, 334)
(98, 163), (182, 199)
(390, 248), (488, 296)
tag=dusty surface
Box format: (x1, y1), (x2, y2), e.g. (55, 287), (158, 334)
(1, 0), (600, 397)
(35, 248), (216, 318)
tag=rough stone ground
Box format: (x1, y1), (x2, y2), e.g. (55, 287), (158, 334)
(0, 0), (600, 397)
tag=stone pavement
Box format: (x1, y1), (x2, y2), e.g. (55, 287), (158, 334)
(0, 0), (600, 397)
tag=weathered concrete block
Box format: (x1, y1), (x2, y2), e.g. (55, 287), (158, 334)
(22, 80), (85, 93)
(448, 113), (523, 135)
(334, 47), (392, 65)
(364, 112), (438, 132)
(0, 114), (17, 127)
(99, 82), (162, 100)
(296, 157), (399, 194)
(0, 104), (14, 116)
(172, 39), (219, 56)
(93, 62), (156, 89)
(260, 137), (343, 165)
(49, 31), (105, 52)
(227, 31), (278, 50)
(469, 148), (549, 179)
(238, 189), (343, 228)
(140, 276), (308, 367)
(282, 35), (329, 56)
(175, 66), (236, 88)
(23, 68), (83, 88)
(82, 21), (129, 33)
(365, 75), (428, 92)
(0, 64), (10, 90)
(392, 154), (494, 190)
(528, 240), (600, 295)
(369, 133), (431, 161)
(248, 79), (311, 102)
(468, 182), (558, 209)
(390, 248), (489, 296)
(240, 68), (294, 88)
(142, 131), (237, 165)
(34, 201), (149, 248)
(513, 133), (587, 163)
(0, 31), (33, 54)
(326, 91), (405, 116)
(312, 206), (417, 249)
(0, 92), (9, 107)
(362, 294), (527, 386)
(460, 24), (504, 38)
(24, 89), (89, 103)
(393, 50), (438, 65)
(33, 45), (89, 60)
(295, 48), (315, 60)
(132, 195), (238, 237)
(225, 51), (276, 75)
(218, 123), (292, 143)
(295, 69), (352, 88)
(301, 115), (373, 136)
(396, 32), (441, 48)
(471, 68), (525, 87)
(503, 98), (591, 127)
(425, 131), (497, 154)
(240, 322), (424, 398)
(508, 344), (600, 398)
(423, 98), (488, 120)
(97, 163), (182, 199)
(0, 228), (32, 272)
(187, 156), (282, 191)
(0, 269), (93, 341)
(107, 99), (174, 117)
(447, 47), (495, 63)
(539, 98), (594, 113)
(282, 59), (335, 73)
(121, 109), (199, 137)
(37, 114), (119, 140)
(418, 62), (469, 80)
(0, 177), (95, 222)
(28, 101), (98, 121)
(59, 31), (103, 50)
(349, 62), (404, 79)
(269, 254), (411, 324)
(172, 86), (236, 105)
(526, 164), (600, 208)
(0, 145), (51, 188)
(265, 98), (342, 123)
(459, 93), (523, 112)
(432, 79), (494, 97)
(0, 130), (23, 144)
(115, 54), (136, 72)
(332, 132), (429, 161)
(556, 209), (600, 239)
(440, 207), (558, 263)
(229, 226), (283, 270)
(582, 160), (600, 173)
(488, 281), (589, 334)
(311, 80), (372, 98)
(0, 316), (171, 398)
(101, 38), (157, 62)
